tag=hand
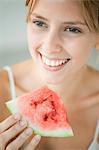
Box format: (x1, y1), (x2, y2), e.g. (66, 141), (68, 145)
(0, 114), (41, 150)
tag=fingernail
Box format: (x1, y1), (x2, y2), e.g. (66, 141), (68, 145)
(25, 128), (33, 135)
(20, 119), (27, 126)
(34, 135), (41, 142)
(14, 114), (21, 120)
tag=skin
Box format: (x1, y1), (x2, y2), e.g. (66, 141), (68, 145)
(27, 0), (99, 101)
(0, 114), (41, 150)
(0, 0), (99, 149)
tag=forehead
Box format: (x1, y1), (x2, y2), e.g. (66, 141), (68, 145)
(32, 0), (83, 21)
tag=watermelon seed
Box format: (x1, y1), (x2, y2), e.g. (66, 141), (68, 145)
(30, 101), (38, 108)
(34, 102), (38, 107)
(43, 114), (48, 121)
(30, 102), (33, 106)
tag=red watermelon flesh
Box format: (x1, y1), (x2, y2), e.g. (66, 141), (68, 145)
(6, 86), (74, 137)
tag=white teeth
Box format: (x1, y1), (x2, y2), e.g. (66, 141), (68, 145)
(45, 59), (50, 65)
(51, 61), (55, 66)
(56, 61), (60, 66)
(42, 55), (68, 67)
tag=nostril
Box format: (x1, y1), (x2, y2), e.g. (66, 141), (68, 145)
(67, 58), (71, 61)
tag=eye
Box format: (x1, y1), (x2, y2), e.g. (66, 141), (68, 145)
(64, 27), (82, 33)
(32, 20), (47, 28)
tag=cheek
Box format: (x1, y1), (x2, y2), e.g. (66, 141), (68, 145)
(72, 45), (90, 61)
(65, 36), (94, 61)
(27, 24), (43, 52)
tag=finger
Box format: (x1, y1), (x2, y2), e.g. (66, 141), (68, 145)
(0, 114), (21, 133)
(25, 135), (41, 150)
(1, 119), (27, 145)
(6, 128), (33, 150)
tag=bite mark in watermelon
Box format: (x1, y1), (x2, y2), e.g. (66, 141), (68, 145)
(6, 86), (74, 137)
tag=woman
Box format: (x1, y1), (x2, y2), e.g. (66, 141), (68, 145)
(0, 0), (99, 149)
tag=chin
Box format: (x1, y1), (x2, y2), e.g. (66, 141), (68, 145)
(46, 80), (62, 85)
(41, 75), (65, 85)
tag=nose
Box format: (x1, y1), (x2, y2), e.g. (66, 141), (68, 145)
(42, 29), (63, 54)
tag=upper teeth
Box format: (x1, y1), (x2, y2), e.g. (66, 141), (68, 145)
(42, 55), (67, 67)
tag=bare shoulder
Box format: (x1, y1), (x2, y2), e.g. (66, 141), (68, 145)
(11, 59), (34, 79)
(10, 59), (42, 95)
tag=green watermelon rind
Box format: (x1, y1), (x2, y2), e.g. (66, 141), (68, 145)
(29, 123), (73, 137)
(5, 99), (74, 137)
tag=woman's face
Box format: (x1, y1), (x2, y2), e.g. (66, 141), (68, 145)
(27, 0), (98, 84)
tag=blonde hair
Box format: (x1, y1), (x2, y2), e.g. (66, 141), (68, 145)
(26, 0), (37, 21)
(26, 0), (99, 33)
(80, 0), (99, 32)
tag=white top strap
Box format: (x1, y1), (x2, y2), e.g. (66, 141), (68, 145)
(3, 66), (16, 99)
(88, 121), (99, 150)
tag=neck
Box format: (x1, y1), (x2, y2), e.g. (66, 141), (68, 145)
(47, 65), (88, 104)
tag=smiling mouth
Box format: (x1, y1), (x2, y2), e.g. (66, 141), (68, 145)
(39, 53), (71, 72)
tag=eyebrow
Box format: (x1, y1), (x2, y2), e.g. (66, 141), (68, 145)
(63, 21), (86, 26)
(32, 13), (87, 26)
(32, 13), (49, 21)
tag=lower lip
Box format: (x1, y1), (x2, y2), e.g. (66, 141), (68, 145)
(39, 54), (69, 72)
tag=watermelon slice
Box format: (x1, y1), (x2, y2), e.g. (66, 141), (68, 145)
(6, 86), (73, 137)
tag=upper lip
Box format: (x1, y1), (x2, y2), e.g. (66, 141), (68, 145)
(40, 53), (70, 61)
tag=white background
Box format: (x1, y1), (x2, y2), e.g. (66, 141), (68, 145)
(0, 0), (31, 68)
